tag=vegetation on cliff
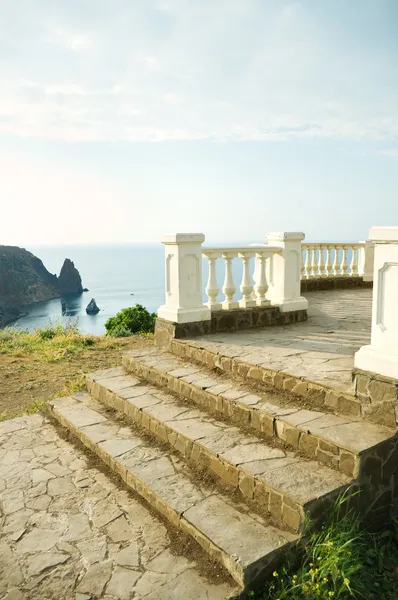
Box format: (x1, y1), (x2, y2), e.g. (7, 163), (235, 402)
(0, 245), (84, 326)
(105, 304), (156, 336)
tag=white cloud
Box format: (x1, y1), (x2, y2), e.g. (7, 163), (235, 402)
(47, 28), (92, 53)
(378, 149), (398, 157)
(0, 0), (397, 143)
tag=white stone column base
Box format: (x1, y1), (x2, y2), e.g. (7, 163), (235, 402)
(276, 297), (309, 313)
(222, 301), (239, 310)
(157, 305), (211, 325)
(239, 299), (256, 309)
(354, 345), (398, 380)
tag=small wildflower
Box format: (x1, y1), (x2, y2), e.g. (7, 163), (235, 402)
(328, 593), (335, 598)
(323, 577), (328, 583)
(344, 577), (350, 586)
(273, 571), (278, 578)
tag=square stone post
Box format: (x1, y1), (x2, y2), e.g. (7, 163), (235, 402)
(355, 227), (398, 378)
(265, 232), (308, 312)
(157, 233), (211, 324)
(358, 240), (375, 282)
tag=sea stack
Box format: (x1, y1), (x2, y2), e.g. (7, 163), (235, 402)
(58, 259), (83, 294)
(86, 298), (100, 314)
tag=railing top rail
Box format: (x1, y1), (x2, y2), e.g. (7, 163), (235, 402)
(202, 245), (283, 255)
(303, 242), (364, 247)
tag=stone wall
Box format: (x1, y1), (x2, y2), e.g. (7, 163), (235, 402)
(155, 306), (308, 349)
(353, 369), (398, 429)
(300, 276), (373, 293)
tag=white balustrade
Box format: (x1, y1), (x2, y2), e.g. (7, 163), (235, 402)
(202, 246), (281, 311)
(301, 243), (367, 279)
(158, 232), (373, 326)
(254, 251), (270, 306)
(202, 250), (221, 310)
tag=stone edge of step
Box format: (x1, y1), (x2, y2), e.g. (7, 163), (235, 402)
(171, 338), (360, 406)
(122, 351), (397, 480)
(86, 369), (352, 533)
(49, 393), (298, 589)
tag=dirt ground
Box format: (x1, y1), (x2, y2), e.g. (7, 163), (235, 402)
(0, 335), (152, 418)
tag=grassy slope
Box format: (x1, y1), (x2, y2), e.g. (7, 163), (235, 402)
(0, 324), (151, 419)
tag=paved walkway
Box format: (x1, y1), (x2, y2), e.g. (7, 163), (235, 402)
(187, 289), (372, 393)
(0, 415), (234, 600)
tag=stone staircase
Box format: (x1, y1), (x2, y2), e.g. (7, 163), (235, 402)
(49, 344), (398, 597)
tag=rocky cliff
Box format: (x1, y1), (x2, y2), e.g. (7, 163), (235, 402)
(58, 259), (83, 295)
(0, 245), (84, 326)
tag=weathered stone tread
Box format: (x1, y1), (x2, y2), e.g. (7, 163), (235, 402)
(121, 348), (395, 478)
(87, 368), (351, 531)
(0, 414), (236, 600)
(49, 392), (297, 587)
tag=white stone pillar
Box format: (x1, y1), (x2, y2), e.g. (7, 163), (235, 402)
(355, 227), (398, 379)
(358, 240), (375, 282)
(264, 232), (309, 312)
(157, 234), (211, 324)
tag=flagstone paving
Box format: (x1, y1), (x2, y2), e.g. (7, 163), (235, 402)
(185, 289), (372, 393)
(0, 414), (235, 600)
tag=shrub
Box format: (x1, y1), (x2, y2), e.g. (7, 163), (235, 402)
(255, 488), (398, 600)
(105, 304), (156, 336)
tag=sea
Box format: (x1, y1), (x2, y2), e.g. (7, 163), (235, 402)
(14, 244), (166, 335)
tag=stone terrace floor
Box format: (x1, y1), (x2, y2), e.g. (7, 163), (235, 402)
(0, 415), (234, 600)
(186, 289), (372, 394)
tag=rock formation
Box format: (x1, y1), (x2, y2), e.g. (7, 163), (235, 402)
(58, 259), (83, 295)
(86, 298), (100, 315)
(0, 245), (85, 327)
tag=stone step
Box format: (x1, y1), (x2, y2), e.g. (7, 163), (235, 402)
(122, 348), (395, 480)
(49, 392), (298, 589)
(87, 367), (352, 532)
(171, 337), (362, 418)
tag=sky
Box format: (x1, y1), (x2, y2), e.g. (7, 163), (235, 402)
(0, 0), (397, 245)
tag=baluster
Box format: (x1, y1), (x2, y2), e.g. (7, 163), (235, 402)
(350, 246), (358, 276)
(239, 253), (255, 308)
(222, 253), (238, 309)
(254, 251), (269, 305)
(304, 246), (311, 279)
(311, 247), (317, 278)
(317, 245), (325, 277)
(341, 245), (348, 276)
(332, 245), (339, 276)
(204, 253), (221, 310)
(325, 245), (332, 277)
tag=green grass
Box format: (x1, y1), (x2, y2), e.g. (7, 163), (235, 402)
(252, 489), (398, 600)
(0, 321), (97, 362)
(0, 397), (47, 422)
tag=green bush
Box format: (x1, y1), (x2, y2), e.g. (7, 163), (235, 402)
(105, 304), (156, 337)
